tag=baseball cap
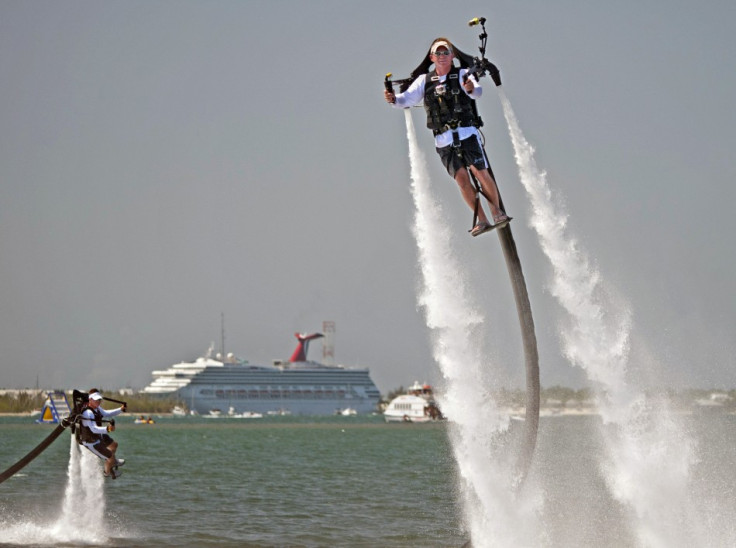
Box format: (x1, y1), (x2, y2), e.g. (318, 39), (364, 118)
(431, 40), (452, 54)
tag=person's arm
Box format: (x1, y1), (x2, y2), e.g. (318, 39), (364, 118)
(98, 406), (123, 419)
(81, 410), (109, 435)
(461, 69), (482, 98)
(389, 75), (426, 108)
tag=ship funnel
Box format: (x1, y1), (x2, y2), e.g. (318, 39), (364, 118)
(289, 332), (324, 362)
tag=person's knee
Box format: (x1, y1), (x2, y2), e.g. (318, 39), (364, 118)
(478, 169), (497, 187)
(456, 179), (472, 192)
(454, 170), (471, 188)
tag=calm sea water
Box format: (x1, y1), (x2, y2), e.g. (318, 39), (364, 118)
(1, 413), (734, 547)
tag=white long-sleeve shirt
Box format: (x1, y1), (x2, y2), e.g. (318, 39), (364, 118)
(81, 406), (123, 437)
(391, 69), (483, 148)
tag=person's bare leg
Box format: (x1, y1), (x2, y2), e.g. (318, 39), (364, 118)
(470, 165), (506, 220)
(455, 167), (490, 225)
(104, 441), (118, 475)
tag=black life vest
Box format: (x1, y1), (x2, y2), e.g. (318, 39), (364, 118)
(423, 66), (482, 135)
(76, 405), (103, 444)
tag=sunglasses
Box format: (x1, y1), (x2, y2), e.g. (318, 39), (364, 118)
(432, 50), (452, 56)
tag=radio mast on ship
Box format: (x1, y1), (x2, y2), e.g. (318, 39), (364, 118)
(323, 321), (335, 365)
(220, 312), (226, 357)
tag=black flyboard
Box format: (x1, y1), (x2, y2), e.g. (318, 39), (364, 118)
(470, 217), (512, 237)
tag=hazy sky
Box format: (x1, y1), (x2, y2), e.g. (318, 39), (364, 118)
(2, 1), (735, 394)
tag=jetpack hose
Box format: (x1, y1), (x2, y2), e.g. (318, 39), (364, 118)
(0, 423), (68, 484)
(497, 224), (540, 488)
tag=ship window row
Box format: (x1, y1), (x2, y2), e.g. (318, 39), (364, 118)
(196, 375), (372, 383)
(392, 403), (420, 411)
(199, 387), (362, 399)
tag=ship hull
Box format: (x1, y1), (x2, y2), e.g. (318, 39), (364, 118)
(183, 389), (377, 416)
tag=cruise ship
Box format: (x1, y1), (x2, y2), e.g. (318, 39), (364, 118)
(142, 332), (381, 415)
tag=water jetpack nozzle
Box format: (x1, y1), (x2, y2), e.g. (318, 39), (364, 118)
(384, 73), (393, 93)
(489, 64), (502, 87)
(383, 72), (412, 95)
(466, 16), (502, 87)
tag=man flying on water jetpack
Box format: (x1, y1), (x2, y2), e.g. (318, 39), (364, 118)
(382, 19), (542, 496)
(0, 388), (129, 484)
(74, 389), (127, 479)
(384, 20), (510, 237)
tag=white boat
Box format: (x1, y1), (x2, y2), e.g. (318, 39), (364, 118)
(266, 408), (292, 416)
(204, 408), (222, 418)
(335, 407), (357, 416)
(384, 382), (443, 423)
(227, 406), (263, 419)
(172, 406), (187, 417)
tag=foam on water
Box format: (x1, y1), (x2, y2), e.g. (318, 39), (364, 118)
(403, 109), (540, 547)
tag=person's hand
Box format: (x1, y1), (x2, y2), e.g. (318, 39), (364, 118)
(463, 79), (474, 93)
(107, 423), (115, 432)
(384, 89), (396, 104)
(121, 403), (127, 413)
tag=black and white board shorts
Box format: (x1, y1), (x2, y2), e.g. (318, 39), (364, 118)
(436, 134), (489, 179)
(84, 434), (114, 459)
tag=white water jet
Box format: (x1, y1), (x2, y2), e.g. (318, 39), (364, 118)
(497, 88), (700, 547)
(0, 437), (109, 545)
(48, 437), (108, 543)
(403, 109), (539, 547)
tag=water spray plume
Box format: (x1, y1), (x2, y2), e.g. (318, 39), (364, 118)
(497, 87), (700, 546)
(0, 437), (110, 545)
(403, 109), (540, 547)
(46, 439), (108, 542)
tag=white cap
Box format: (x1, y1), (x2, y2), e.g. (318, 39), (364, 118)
(89, 392), (103, 401)
(431, 40), (452, 54)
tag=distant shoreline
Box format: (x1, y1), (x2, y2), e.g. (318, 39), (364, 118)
(2, 408), (733, 419)
(0, 412), (177, 418)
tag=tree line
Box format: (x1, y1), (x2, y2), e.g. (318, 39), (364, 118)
(0, 390), (179, 414)
(383, 385), (736, 410)
(1, 386), (734, 414)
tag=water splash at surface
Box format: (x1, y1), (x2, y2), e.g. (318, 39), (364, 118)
(0, 437), (109, 545)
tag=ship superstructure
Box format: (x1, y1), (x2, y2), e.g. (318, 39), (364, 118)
(143, 332), (380, 415)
